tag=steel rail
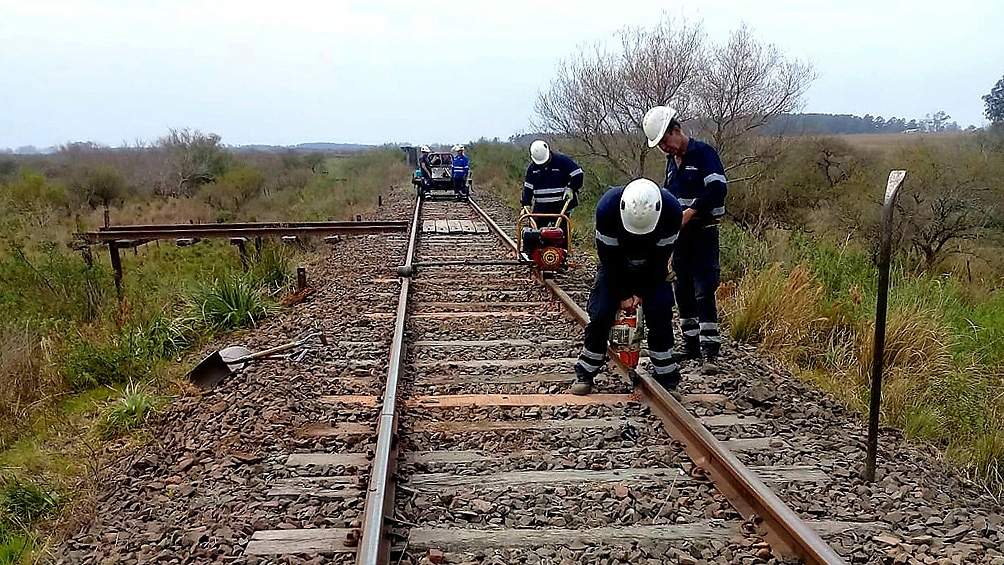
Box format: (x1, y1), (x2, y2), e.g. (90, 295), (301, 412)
(356, 200), (422, 565)
(97, 220), (398, 231)
(468, 197), (844, 564)
(77, 221), (409, 243)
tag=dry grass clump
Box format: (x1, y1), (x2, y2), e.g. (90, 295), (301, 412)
(0, 327), (58, 451)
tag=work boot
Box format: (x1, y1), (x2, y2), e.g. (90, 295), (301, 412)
(569, 375), (593, 396)
(701, 356), (720, 376)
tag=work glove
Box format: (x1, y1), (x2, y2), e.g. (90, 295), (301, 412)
(563, 187), (574, 201)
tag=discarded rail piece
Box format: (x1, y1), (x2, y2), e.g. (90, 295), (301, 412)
(75, 220), (409, 294)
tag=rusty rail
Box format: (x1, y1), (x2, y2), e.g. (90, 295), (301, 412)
(78, 220), (409, 244)
(469, 197), (844, 564)
(356, 201), (422, 565)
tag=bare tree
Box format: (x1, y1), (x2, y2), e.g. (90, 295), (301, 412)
(534, 17), (704, 178)
(157, 128), (231, 196)
(694, 24), (815, 176)
(535, 17), (813, 182)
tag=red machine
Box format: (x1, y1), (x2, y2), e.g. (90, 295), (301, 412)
(517, 200), (572, 272)
(609, 306), (644, 368)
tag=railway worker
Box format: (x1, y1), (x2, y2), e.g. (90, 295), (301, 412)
(418, 145), (433, 189)
(643, 106), (727, 375)
(570, 178), (683, 396)
(522, 140), (584, 225)
(451, 145), (470, 199)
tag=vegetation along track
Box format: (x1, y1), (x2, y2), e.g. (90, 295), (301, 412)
(240, 190), (849, 565)
(58, 184), (1002, 565)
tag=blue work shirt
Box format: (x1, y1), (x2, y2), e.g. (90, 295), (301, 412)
(522, 152), (584, 213)
(594, 185), (683, 301)
(452, 154), (470, 178)
(663, 138), (727, 227)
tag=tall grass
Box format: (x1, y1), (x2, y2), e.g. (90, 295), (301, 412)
(720, 227), (1004, 491)
(0, 326), (57, 450)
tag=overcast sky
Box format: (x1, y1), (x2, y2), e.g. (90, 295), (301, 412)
(1, 0), (1001, 149)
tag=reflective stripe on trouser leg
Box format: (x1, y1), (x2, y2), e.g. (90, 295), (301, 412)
(648, 348), (679, 376)
(576, 267), (619, 381)
(679, 317), (700, 352)
(699, 321), (721, 358)
(639, 279), (681, 387)
(575, 348), (606, 379)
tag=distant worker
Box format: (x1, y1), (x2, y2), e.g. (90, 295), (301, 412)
(570, 179), (683, 395)
(522, 140), (583, 224)
(451, 145), (470, 200)
(643, 106), (727, 375)
(418, 145), (433, 189)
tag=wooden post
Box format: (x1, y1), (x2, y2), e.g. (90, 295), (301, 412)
(378, 194), (383, 206)
(297, 266), (307, 292)
(103, 206), (110, 228)
(109, 241), (123, 298)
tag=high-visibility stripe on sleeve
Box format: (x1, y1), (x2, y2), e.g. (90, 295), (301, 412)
(678, 198), (696, 206)
(704, 173), (727, 185)
(569, 168), (583, 177)
(711, 206), (725, 216)
(524, 182), (534, 189)
(595, 230), (619, 246)
(656, 234), (678, 247)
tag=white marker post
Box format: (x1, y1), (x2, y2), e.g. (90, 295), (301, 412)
(864, 170), (907, 482)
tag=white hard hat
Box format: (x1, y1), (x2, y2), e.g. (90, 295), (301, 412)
(643, 106), (679, 148)
(420, 145), (430, 153)
(451, 144), (459, 152)
(529, 140), (550, 165)
(456, 145), (465, 151)
(620, 179), (663, 235)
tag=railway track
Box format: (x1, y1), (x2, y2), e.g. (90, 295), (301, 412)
(236, 191), (863, 565)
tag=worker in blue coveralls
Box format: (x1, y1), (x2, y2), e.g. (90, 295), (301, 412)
(451, 145), (470, 200)
(643, 106), (728, 376)
(570, 179), (683, 396)
(522, 140), (583, 225)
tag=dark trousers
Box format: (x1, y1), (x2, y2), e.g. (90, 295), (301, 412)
(574, 267), (680, 385)
(672, 225), (721, 358)
(453, 176), (468, 196)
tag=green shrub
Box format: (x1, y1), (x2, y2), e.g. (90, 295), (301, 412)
(720, 223), (771, 282)
(96, 382), (160, 439)
(189, 273), (275, 332)
(63, 340), (136, 391)
(0, 526), (31, 565)
(0, 243), (110, 325)
(0, 478), (60, 529)
(247, 244), (292, 296)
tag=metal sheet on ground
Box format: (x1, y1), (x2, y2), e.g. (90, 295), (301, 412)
(447, 219), (463, 233)
(422, 220), (436, 233)
(435, 219), (449, 234)
(460, 219), (476, 233)
(473, 222), (489, 233)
